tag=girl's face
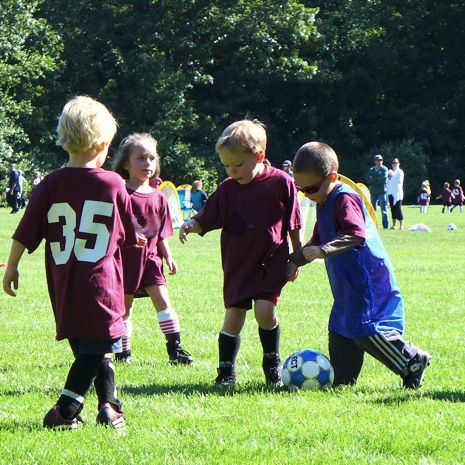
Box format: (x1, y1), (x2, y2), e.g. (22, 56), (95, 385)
(125, 142), (158, 184)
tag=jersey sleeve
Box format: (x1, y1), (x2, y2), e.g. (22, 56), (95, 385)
(12, 181), (48, 253)
(332, 193), (366, 239)
(158, 193), (174, 240)
(193, 187), (224, 234)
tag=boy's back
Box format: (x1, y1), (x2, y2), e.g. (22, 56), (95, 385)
(13, 167), (136, 340)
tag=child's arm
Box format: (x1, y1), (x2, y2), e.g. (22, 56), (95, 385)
(179, 219), (203, 243)
(2, 240), (26, 297)
(157, 238), (177, 275)
(287, 229), (302, 282)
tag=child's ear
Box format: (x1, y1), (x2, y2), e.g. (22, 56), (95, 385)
(329, 172), (338, 182)
(256, 150), (265, 163)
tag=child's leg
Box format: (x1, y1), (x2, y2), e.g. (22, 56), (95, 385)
(146, 284), (192, 364)
(254, 300), (282, 384)
(115, 295), (134, 362)
(328, 331), (365, 386)
(216, 307), (247, 384)
(354, 330), (431, 388)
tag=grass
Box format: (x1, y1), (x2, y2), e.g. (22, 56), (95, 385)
(0, 204), (464, 465)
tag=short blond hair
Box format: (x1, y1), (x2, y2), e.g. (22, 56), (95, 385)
(56, 96), (117, 154)
(215, 119), (267, 154)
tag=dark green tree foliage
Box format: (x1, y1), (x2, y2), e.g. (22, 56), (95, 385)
(0, 0), (61, 182)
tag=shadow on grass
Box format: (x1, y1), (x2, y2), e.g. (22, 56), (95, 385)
(121, 381), (286, 397)
(372, 390), (465, 404)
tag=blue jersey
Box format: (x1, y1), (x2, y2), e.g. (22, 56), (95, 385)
(318, 183), (404, 338)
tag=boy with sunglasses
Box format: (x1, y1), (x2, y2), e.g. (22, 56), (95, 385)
(288, 141), (431, 389)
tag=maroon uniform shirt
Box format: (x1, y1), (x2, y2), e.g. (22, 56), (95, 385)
(452, 186), (464, 204)
(12, 168), (138, 340)
(122, 187), (173, 293)
(194, 165), (301, 308)
(441, 188), (454, 203)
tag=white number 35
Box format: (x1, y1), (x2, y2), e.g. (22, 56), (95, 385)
(48, 201), (114, 265)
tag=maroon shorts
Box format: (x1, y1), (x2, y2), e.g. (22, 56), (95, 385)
(125, 254), (166, 296)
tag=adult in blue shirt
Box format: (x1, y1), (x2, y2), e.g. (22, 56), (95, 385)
(8, 163), (21, 213)
(190, 180), (208, 212)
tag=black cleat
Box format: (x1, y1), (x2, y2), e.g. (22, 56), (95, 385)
(215, 368), (236, 386)
(96, 403), (126, 430)
(262, 355), (283, 386)
(168, 346), (193, 365)
(403, 350), (431, 389)
(43, 405), (83, 430)
(115, 350), (132, 364)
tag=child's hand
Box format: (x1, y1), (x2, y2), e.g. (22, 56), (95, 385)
(136, 233), (147, 248)
(287, 261), (299, 282)
(302, 245), (325, 262)
(179, 219), (200, 243)
(165, 257), (178, 275)
(3, 267), (19, 297)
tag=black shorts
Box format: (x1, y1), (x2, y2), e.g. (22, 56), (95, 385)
(231, 292), (279, 310)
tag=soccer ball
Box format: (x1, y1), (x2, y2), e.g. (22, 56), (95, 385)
(282, 349), (334, 391)
(447, 223), (457, 231)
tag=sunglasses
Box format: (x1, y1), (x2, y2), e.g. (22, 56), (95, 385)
(297, 178), (326, 195)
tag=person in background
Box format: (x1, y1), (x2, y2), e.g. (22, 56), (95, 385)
(18, 170), (26, 208)
(366, 154), (389, 229)
(190, 180), (208, 213)
(436, 182), (454, 213)
(32, 171), (43, 191)
(386, 158), (404, 229)
(7, 164), (20, 213)
(450, 179), (464, 213)
(281, 160), (294, 178)
(418, 181), (431, 213)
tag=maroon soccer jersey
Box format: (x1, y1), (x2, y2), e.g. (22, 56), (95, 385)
(309, 191), (366, 246)
(441, 188), (454, 203)
(121, 187), (173, 293)
(194, 165), (301, 307)
(452, 186), (464, 204)
(12, 168), (138, 340)
(418, 188), (430, 205)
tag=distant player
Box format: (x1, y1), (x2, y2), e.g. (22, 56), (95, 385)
(113, 133), (193, 365)
(289, 142), (431, 389)
(180, 120), (301, 386)
(418, 181), (431, 213)
(450, 179), (464, 213)
(2, 96), (141, 429)
(436, 182), (454, 213)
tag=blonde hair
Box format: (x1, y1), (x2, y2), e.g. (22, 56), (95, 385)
(454, 179), (461, 185)
(56, 96), (117, 154)
(112, 133), (160, 180)
(215, 119), (267, 154)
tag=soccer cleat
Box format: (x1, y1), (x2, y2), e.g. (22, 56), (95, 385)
(403, 350), (432, 389)
(115, 350), (132, 364)
(43, 405), (83, 430)
(262, 355), (283, 387)
(215, 368), (236, 386)
(168, 345), (193, 365)
(96, 403), (126, 430)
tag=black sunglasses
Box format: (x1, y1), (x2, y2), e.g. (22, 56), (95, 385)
(297, 178), (325, 195)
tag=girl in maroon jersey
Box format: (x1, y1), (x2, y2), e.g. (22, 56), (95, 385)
(113, 133), (193, 365)
(451, 179), (464, 213)
(436, 182), (454, 213)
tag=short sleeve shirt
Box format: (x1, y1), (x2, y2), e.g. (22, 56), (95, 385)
(12, 167), (138, 340)
(194, 165), (301, 307)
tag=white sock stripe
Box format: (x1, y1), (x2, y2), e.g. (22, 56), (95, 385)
(220, 331), (237, 338)
(62, 389), (84, 404)
(377, 332), (410, 363)
(369, 335), (404, 372)
(159, 321), (180, 330)
(157, 308), (179, 323)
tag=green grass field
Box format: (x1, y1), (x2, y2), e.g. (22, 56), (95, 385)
(0, 205), (464, 465)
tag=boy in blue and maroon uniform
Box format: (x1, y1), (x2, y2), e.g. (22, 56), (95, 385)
(2, 96), (141, 429)
(288, 142), (431, 389)
(180, 119), (301, 385)
(451, 179), (464, 213)
(436, 182), (454, 213)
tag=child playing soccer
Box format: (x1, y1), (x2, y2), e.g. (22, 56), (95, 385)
(112, 133), (193, 365)
(418, 181), (431, 213)
(436, 182), (454, 213)
(450, 179), (464, 213)
(288, 142), (431, 389)
(2, 96), (140, 429)
(179, 120), (301, 385)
